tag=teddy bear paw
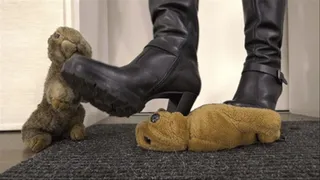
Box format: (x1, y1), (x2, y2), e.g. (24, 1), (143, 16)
(51, 98), (70, 110)
(70, 124), (86, 141)
(25, 134), (52, 153)
(258, 130), (281, 143)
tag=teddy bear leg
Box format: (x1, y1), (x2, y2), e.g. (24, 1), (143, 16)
(257, 129), (281, 143)
(69, 124), (86, 141)
(22, 130), (52, 153)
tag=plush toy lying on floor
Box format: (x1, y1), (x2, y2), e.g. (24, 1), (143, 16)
(135, 104), (281, 152)
(21, 27), (92, 152)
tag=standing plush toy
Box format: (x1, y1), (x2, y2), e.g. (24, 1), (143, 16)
(21, 27), (92, 152)
(136, 104), (282, 152)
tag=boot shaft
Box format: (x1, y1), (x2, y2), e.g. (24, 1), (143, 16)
(225, 0), (288, 110)
(148, 0), (200, 57)
(242, 0), (287, 69)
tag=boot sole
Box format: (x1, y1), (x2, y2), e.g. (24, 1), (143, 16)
(61, 57), (199, 117)
(61, 61), (145, 117)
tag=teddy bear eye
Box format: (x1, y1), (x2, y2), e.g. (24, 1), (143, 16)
(53, 33), (60, 39)
(150, 113), (160, 123)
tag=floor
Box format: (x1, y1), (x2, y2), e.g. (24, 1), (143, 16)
(0, 112), (319, 173)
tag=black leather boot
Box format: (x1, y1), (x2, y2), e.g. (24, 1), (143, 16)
(224, 0), (288, 110)
(61, 0), (201, 117)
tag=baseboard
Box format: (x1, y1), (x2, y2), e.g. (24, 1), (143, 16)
(276, 110), (290, 113)
(135, 112), (153, 116)
(0, 123), (23, 131)
(0, 114), (109, 132)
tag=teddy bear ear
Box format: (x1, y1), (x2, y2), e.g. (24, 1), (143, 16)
(157, 108), (166, 112)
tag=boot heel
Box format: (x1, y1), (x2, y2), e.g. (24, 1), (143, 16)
(167, 92), (198, 116)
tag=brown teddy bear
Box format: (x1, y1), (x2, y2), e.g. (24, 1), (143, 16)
(135, 104), (282, 152)
(21, 26), (92, 153)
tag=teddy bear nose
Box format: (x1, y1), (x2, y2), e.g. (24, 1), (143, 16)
(150, 113), (160, 123)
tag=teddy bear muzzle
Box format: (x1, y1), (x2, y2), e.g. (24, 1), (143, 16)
(61, 40), (78, 60)
(135, 121), (188, 151)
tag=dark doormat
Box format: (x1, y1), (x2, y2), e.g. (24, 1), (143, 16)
(1, 121), (319, 180)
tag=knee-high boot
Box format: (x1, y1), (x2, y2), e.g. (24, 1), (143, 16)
(225, 0), (288, 110)
(61, 0), (201, 117)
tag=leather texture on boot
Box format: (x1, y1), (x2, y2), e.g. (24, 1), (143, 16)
(61, 0), (201, 117)
(225, 0), (288, 110)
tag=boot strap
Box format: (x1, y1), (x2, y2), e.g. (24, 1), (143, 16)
(242, 63), (288, 85)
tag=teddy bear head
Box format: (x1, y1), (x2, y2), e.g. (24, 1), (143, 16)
(47, 26), (92, 64)
(135, 108), (189, 152)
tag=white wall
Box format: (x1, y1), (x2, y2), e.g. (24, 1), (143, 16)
(105, 0), (289, 112)
(0, 0), (108, 131)
(106, 0), (164, 112)
(0, 0), (65, 130)
(288, 0), (320, 118)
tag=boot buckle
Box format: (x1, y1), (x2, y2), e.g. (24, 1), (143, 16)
(243, 63), (288, 85)
(277, 70), (288, 85)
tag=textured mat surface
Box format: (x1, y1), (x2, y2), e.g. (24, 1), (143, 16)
(1, 121), (319, 180)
